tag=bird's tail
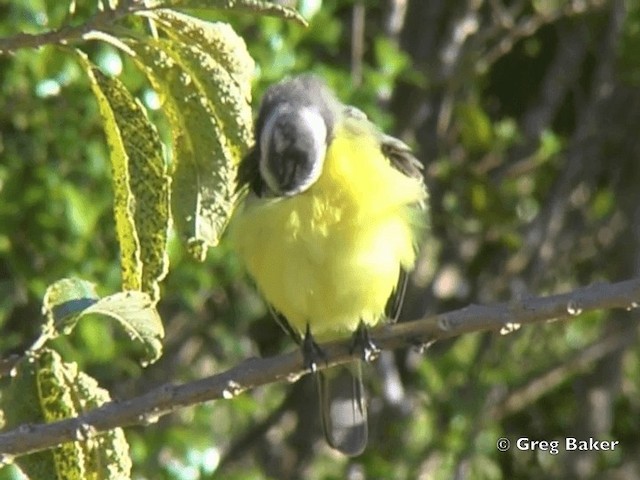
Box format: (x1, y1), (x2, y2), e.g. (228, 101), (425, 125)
(317, 362), (368, 456)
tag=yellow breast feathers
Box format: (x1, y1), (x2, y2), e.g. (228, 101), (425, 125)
(230, 122), (426, 338)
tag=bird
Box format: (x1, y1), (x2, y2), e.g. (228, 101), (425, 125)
(228, 74), (427, 456)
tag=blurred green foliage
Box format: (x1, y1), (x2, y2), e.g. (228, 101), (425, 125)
(2, 0), (640, 479)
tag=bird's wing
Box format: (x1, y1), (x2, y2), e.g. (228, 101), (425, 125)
(380, 133), (424, 180)
(380, 131), (425, 323)
(343, 107), (425, 324)
(342, 105), (424, 180)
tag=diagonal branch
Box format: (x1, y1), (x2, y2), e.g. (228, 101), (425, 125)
(0, 1), (146, 54)
(1, 277), (639, 458)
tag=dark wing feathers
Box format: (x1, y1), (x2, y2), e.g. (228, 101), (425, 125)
(342, 104), (424, 180)
(380, 134), (424, 180)
(379, 132), (425, 323)
(384, 269), (409, 324)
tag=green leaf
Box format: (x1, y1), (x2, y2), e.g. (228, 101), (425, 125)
(36, 350), (87, 479)
(0, 354), (56, 479)
(125, 35), (253, 259)
(147, 9), (254, 83)
(1, 349), (132, 479)
(456, 102), (494, 154)
(144, 0), (308, 25)
(147, 9), (254, 159)
(77, 51), (170, 301)
(537, 129), (564, 162)
(83, 291), (164, 366)
(42, 278), (100, 337)
(38, 278), (164, 365)
(74, 370), (133, 479)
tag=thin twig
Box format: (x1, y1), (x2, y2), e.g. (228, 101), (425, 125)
(351, 2), (366, 87)
(0, 0), (144, 54)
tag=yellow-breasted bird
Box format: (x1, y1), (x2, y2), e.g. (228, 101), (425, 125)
(229, 74), (427, 456)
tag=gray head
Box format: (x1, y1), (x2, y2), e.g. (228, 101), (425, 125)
(254, 75), (340, 196)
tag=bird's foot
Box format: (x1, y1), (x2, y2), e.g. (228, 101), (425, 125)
(302, 324), (327, 373)
(351, 321), (380, 362)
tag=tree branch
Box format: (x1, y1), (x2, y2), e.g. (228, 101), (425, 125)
(1, 277), (639, 458)
(0, 0), (143, 54)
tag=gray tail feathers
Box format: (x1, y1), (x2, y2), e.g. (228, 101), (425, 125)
(317, 362), (368, 456)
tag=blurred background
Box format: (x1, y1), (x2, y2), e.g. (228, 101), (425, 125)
(1, 0), (640, 478)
